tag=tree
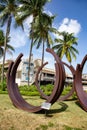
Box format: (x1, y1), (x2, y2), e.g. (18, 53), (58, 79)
(0, 30), (4, 57)
(52, 31), (79, 64)
(32, 13), (56, 66)
(17, 0), (51, 85)
(0, 29), (14, 82)
(0, 29), (14, 58)
(0, 0), (19, 82)
(31, 13), (57, 84)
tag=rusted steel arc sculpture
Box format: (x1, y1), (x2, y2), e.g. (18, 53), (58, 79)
(7, 54), (39, 112)
(58, 62), (76, 101)
(7, 48), (65, 112)
(35, 62), (49, 100)
(35, 48), (65, 102)
(74, 55), (87, 112)
(80, 55), (87, 70)
(35, 60), (75, 101)
(7, 54), (43, 112)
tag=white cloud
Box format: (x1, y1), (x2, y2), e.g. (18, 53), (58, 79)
(9, 28), (28, 48)
(23, 15), (33, 36)
(8, 16), (33, 48)
(58, 18), (81, 35)
(63, 18), (69, 24)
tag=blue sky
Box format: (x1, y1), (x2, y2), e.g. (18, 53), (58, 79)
(1, 0), (87, 71)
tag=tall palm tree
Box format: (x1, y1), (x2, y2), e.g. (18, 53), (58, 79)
(17, 0), (51, 85)
(0, 30), (4, 57)
(31, 13), (57, 84)
(0, 0), (19, 82)
(52, 31), (79, 64)
(0, 29), (14, 82)
(32, 13), (56, 66)
(0, 29), (14, 58)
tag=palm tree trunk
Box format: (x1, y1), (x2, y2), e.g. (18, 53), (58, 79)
(39, 40), (45, 85)
(28, 38), (33, 86)
(41, 40), (45, 66)
(1, 15), (11, 85)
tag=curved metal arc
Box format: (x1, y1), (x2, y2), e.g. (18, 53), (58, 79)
(7, 62), (16, 105)
(35, 48), (65, 103)
(46, 48), (66, 97)
(58, 62), (76, 101)
(62, 62), (76, 75)
(35, 62), (49, 100)
(80, 55), (87, 70)
(50, 62), (65, 103)
(7, 54), (42, 112)
(35, 62), (62, 103)
(46, 48), (61, 64)
(74, 64), (87, 112)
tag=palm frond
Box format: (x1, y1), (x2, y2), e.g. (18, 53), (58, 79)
(55, 38), (63, 43)
(52, 43), (62, 50)
(36, 37), (42, 49)
(6, 44), (15, 52)
(66, 50), (71, 63)
(71, 46), (79, 54)
(56, 46), (63, 58)
(47, 34), (53, 46)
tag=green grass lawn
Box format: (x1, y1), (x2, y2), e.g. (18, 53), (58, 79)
(0, 94), (87, 130)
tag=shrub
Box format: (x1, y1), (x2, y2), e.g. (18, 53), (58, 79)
(0, 80), (7, 91)
(61, 86), (72, 96)
(19, 84), (54, 96)
(19, 85), (40, 96)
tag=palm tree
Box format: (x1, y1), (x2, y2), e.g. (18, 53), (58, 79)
(0, 29), (14, 82)
(0, 0), (19, 82)
(0, 29), (14, 58)
(52, 31), (79, 64)
(31, 13), (57, 84)
(0, 30), (4, 57)
(32, 13), (56, 66)
(17, 0), (51, 85)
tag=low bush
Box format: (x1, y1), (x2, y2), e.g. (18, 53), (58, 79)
(0, 80), (7, 91)
(0, 81), (77, 99)
(61, 86), (72, 96)
(19, 85), (40, 96)
(18, 84), (54, 96)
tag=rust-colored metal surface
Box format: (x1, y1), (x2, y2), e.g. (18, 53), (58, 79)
(58, 62), (75, 101)
(35, 62), (49, 100)
(35, 61), (75, 101)
(7, 54), (42, 112)
(7, 48), (65, 112)
(35, 48), (65, 102)
(74, 55), (87, 112)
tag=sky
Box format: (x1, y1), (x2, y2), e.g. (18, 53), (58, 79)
(1, 0), (87, 72)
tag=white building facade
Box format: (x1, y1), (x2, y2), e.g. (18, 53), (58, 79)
(16, 54), (34, 85)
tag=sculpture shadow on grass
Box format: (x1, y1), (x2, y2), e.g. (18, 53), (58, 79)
(41, 102), (68, 117)
(75, 100), (85, 111)
(49, 102), (68, 114)
(36, 102), (68, 117)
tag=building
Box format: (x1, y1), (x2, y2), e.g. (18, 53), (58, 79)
(16, 58), (55, 85)
(34, 59), (55, 85)
(16, 54), (34, 85)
